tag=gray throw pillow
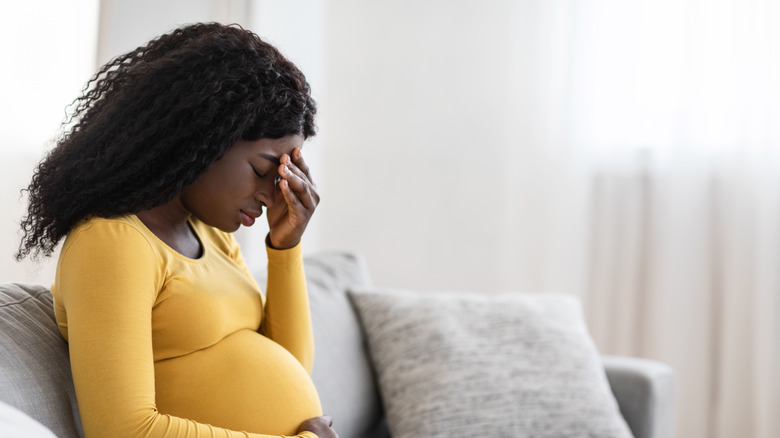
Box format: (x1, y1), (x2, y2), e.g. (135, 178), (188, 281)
(348, 288), (634, 438)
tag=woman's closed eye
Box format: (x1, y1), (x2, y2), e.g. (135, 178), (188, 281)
(251, 165), (268, 179)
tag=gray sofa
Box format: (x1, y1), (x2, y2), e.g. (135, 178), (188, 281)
(0, 251), (675, 438)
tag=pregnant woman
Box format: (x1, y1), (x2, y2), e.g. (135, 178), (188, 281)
(17, 22), (337, 438)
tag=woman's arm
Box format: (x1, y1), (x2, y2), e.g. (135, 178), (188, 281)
(260, 147), (319, 373)
(58, 221), (318, 438)
(261, 240), (314, 373)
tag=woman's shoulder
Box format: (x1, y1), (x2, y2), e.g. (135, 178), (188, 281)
(55, 215), (167, 302)
(69, 214), (148, 238)
(63, 214), (160, 257)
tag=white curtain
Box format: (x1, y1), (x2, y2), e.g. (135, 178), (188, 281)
(573, 1), (780, 437)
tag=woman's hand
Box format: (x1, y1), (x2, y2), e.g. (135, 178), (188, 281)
(297, 415), (339, 438)
(266, 147), (319, 249)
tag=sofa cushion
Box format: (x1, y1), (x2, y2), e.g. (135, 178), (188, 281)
(348, 288), (634, 438)
(0, 283), (83, 438)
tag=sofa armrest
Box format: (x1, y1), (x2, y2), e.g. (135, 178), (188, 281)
(602, 355), (676, 438)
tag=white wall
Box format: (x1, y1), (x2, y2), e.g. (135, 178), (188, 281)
(1, 0), (99, 284)
(96, 0), (241, 65)
(316, 0), (590, 292)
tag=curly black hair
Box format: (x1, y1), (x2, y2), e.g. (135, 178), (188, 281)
(17, 22), (316, 260)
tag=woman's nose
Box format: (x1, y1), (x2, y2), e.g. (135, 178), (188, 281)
(254, 178), (277, 207)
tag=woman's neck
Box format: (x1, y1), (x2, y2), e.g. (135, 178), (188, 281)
(136, 197), (202, 258)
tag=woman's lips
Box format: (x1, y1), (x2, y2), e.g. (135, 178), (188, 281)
(240, 210), (260, 227)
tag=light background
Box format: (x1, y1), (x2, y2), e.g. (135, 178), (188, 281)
(3, 1), (779, 437)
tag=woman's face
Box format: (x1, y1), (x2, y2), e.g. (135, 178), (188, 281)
(179, 134), (304, 232)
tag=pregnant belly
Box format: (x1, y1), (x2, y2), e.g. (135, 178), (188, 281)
(154, 329), (322, 435)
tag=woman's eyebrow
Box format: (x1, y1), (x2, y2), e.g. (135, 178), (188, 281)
(258, 153), (281, 166)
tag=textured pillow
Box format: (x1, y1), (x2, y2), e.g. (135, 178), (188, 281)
(348, 288), (633, 438)
(0, 283), (83, 438)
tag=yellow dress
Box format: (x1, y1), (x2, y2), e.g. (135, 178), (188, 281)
(52, 215), (322, 437)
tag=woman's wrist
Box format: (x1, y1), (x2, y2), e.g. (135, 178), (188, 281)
(266, 232), (301, 251)
(265, 233), (302, 252)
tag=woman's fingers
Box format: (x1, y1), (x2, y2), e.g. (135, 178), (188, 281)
(266, 149), (320, 250)
(292, 147), (314, 182)
(284, 149), (319, 200)
(278, 164), (317, 210)
(278, 179), (304, 211)
(281, 150), (313, 185)
(297, 415), (338, 438)
(278, 155), (319, 210)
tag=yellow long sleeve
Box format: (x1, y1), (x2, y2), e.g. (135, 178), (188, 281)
(52, 216), (321, 438)
(263, 242), (314, 374)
